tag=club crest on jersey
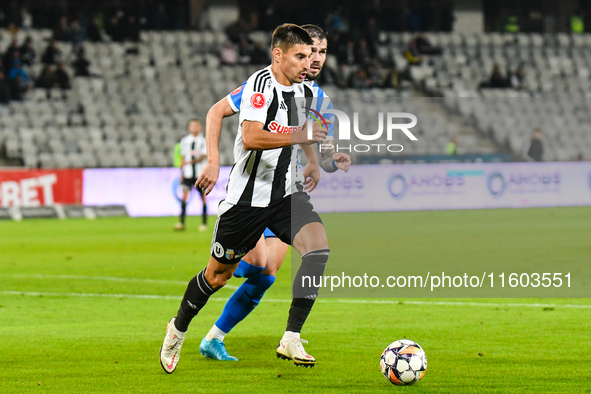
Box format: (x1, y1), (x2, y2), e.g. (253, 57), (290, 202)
(251, 93), (266, 109)
(268, 120), (304, 134)
(225, 249), (235, 260)
(232, 85), (244, 95)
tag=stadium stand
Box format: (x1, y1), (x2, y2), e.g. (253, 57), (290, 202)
(2, 29), (590, 168)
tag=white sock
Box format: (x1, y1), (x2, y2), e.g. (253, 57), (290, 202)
(281, 331), (300, 342)
(171, 320), (186, 337)
(206, 325), (227, 342)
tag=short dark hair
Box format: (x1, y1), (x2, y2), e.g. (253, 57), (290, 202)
(187, 118), (201, 128)
(271, 23), (313, 52)
(301, 24), (327, 41)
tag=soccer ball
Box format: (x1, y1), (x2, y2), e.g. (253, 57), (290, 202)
(380, 339), (427, 386)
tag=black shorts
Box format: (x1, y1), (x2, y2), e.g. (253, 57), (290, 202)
(211, 192), (322, 264)
(181, 177), (204, 195)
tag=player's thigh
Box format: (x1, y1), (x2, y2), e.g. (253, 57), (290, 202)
(262, 237), (289, 276)
(267, 192), (326, 254)
(292, 222), (329, 256)
(242, 234), (267, 267)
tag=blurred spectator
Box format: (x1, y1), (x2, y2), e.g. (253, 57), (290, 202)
(9, 72), (30, 101)
(123, 15), (140, 42)
(522, 128), (544, 162)
(415, 33), (442, 55)
(106, 15), (124, 42)
(325, 5), (350, 33)
(53, 16), (71, 41)
(35, 63), (57, 98)
(19, 36), (35, 66)
(36, 64), (56, 88)
(55, 62), (71, 91)
(7, 22), (20, 36)
(238, 37), (253, 64)
(365, 18), (380, 55)
(220, 42), (238, 65)
(405, 38), (423, 65)
(525, 11), (543, 33)
(3, 39), (19, 74)
(480, 64), (507, 89)
(384, 66), (400, 88)
(70, 19), (85, 47)
(251, 42), (268, 65)
(172, 0), (187, 30)
(72, 48), (91, 76)
(571, 10), (585, 34)
(0, 71), (10, 104)
(87, 17), (103, 42)
(334, 64), (349, 88)
(355, 39), (373, 65)
(510, 65), (525, 90)
(367, 63), (383, 87)
(446, 136), (461, 156)
(152, 4), (169, 30)
(505, 14), (519, 33)
(197, 2), (212, 31)
(21, 7), (32, 30)
(8, 59), (30, 85)
(41, 40), (62, 65)
(336, 41), (355, 65)
(349, 67), (370, 89)
(225, 18), (250, 44)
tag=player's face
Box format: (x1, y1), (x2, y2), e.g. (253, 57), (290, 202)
(189, 121), (202, 136)
(280, 44), (311, 84)
(307, 38), (327, 81)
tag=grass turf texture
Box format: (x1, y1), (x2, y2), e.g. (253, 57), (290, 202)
(1, 207), (590, 393)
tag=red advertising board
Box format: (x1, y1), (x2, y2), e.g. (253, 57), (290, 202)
(0, 169), (83, 207)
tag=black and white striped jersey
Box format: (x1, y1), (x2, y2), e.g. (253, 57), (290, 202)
(180, 133), (207, 179)
(226, 66), (312, 208)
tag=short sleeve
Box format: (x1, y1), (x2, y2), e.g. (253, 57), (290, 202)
(313, 85), (336, 138)
(227, 82), (246, 113)
(239, 77), (273, 125)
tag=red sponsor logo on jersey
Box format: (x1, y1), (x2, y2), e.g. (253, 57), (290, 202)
(268, 121), (304, 134)
(251, 93), (266, 109)
(231, 85), (243, 95)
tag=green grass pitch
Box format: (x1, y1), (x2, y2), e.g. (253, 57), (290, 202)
(1, 207), (591, 393)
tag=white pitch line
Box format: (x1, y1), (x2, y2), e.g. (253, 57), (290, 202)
(0, 274), (238, 290)
(1, 291), (591, 309)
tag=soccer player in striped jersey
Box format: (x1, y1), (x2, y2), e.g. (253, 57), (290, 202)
(195, 25), (351, 363)
(174, 119), (208, 231)
(160, 24), (331, 373)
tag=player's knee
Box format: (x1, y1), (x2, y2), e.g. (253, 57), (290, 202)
(205, 267), (233, 289)
(209, 271), (232, 288)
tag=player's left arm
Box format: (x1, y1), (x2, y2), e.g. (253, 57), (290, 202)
(315, 91), (351, 173)
(319, 142), (351, 173)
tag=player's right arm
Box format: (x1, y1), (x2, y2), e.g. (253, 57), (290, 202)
(197, 98), (236, 195)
